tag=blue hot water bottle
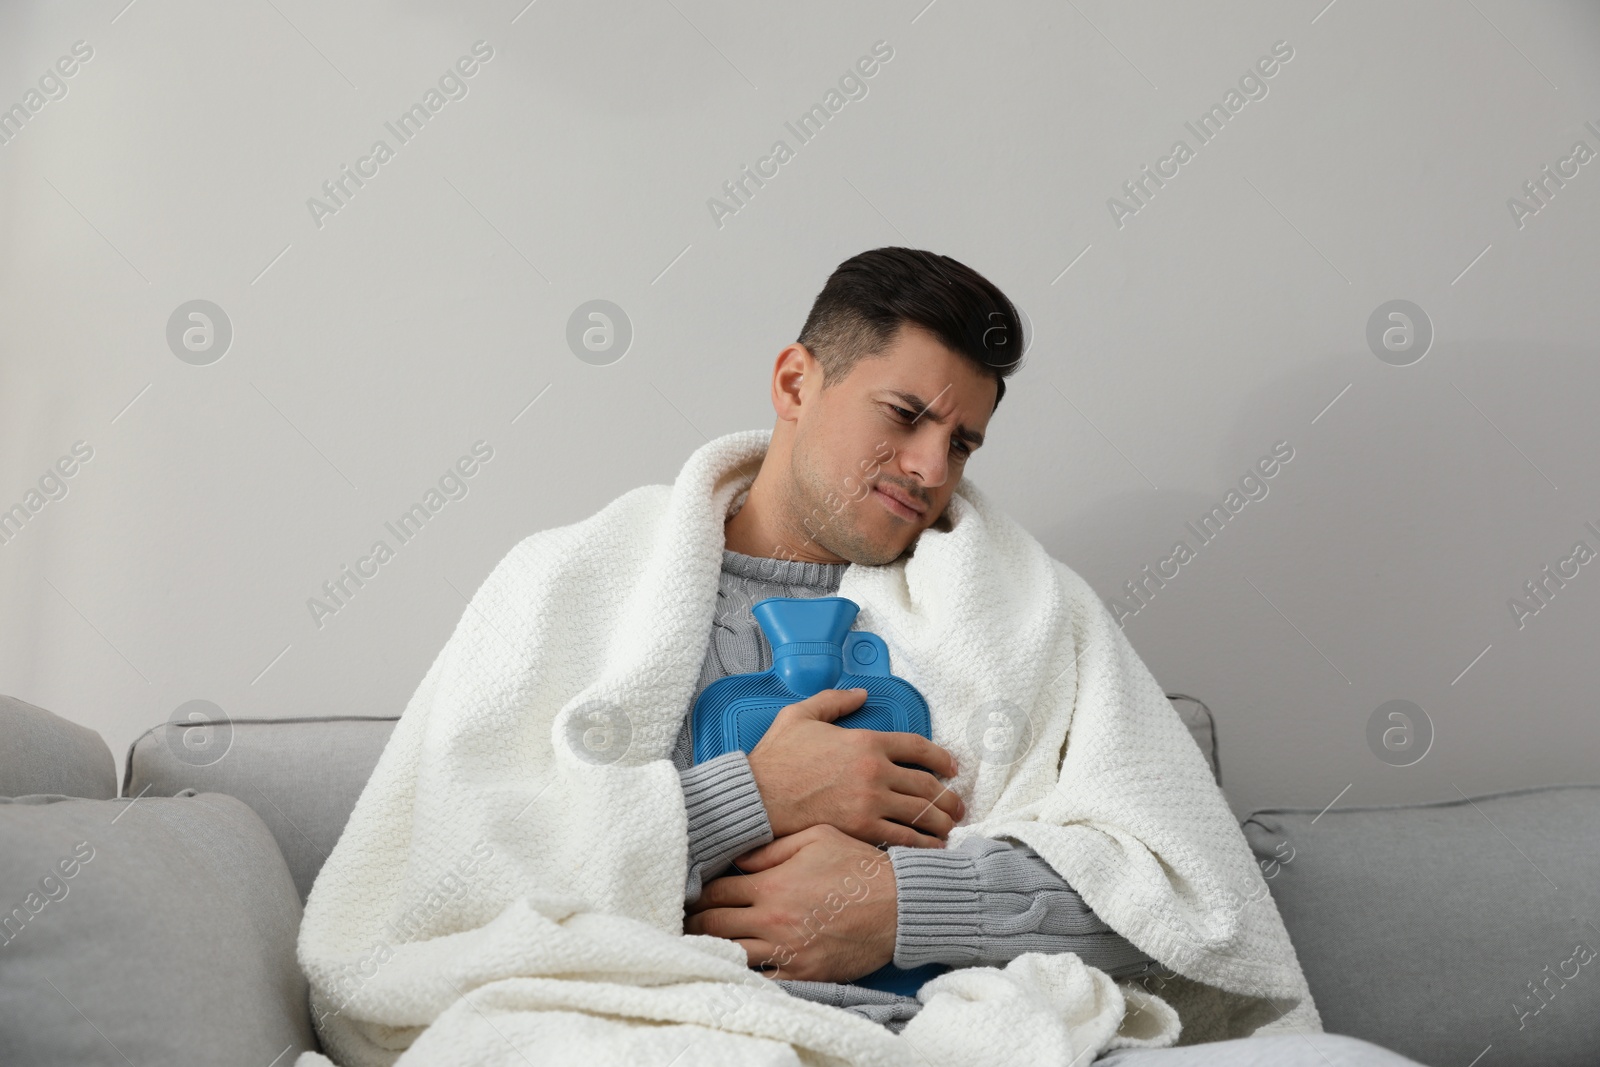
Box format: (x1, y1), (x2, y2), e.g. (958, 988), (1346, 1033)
(690, 595), (951, 997)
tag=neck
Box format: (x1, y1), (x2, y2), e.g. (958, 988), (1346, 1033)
(723, 460), (847, 565)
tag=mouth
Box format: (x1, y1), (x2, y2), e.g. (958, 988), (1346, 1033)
(872, 483), (926, 521)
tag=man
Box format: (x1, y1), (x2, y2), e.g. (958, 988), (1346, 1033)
(672, 246), (1420, 1062)
(297, 247), (1423, 1066)
(675, 246), (1160, 1029)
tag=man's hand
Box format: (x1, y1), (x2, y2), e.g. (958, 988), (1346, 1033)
(745, 687), (964, 847)
(684, 824), (898, 982)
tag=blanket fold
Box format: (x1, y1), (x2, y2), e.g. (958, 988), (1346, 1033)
(295, 428), (1320, 1067)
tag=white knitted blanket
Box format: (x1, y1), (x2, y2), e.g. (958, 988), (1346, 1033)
(294, 427), (1321, 1067)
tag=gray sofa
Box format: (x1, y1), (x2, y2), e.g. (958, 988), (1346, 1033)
(2, 691), (1596, 1065)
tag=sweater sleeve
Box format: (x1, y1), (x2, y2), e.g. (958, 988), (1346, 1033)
(888, 836), (1158, 978)
(680, 749), (774, 904)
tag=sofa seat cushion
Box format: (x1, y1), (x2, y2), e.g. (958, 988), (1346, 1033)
(1243, 783), (1600, 1067)
(0, 790), (314, 1065)
(0, 695), (115, 800)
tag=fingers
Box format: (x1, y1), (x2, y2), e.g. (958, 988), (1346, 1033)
(878, 731), (958, 778)
(869, 817), (947, 850)
(684, 906), (757, 940)
(887, 766), (965, 824)
(884, 789), (958, 839)
(730, 841), (771, 868)
(687, 909), (809, 974)
(738, 938), (791, 974)
(687, 873), (758, 912)
(780, 687), (868, 724)
(733, 825), (820, 872)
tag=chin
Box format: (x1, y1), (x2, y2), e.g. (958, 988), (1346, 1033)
(863, 537), (915, 567)
(827, 513), (919, 566)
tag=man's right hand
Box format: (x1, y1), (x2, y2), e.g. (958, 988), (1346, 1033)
(744, 687), (965, 848)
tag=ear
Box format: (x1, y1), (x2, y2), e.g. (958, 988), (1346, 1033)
(771, 343), (816, 421)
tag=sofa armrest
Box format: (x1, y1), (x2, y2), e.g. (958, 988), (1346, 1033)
(0, 694), (115, 800)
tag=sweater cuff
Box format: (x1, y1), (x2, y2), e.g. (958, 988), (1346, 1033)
(680, 750), (773, 904)
(888, 845), (983, 969)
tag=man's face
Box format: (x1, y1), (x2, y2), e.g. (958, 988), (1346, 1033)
(789, 324), (997, 566)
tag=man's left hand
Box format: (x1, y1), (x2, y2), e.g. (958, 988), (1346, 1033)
(684, 824), (898, 982)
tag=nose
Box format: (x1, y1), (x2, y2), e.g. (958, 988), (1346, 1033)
(897, 430), (949, 491)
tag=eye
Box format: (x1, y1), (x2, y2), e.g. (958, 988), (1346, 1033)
(887, 404), (972, 457)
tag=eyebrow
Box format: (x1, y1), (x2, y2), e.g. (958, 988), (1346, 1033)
(884, 390), (985, 449)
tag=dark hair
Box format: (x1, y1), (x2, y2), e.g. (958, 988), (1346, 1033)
(796, 247), (1025, 411)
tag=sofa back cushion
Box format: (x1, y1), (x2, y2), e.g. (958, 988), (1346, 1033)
(0, 695), (116, 799)
(124, 695), (1219, 905)
(0, 791), (314, 1065)
(125, 716), (398, 903)
(1242, 784), (1600, 1067)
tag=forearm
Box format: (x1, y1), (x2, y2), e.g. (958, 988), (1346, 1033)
(679, 750), (773, 905)
(889, 836), (1158, 978)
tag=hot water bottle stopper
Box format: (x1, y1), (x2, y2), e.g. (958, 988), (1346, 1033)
(690, 595), (951, 997)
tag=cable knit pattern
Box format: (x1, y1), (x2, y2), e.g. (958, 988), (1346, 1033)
(293, 428), (1321, 1067)
(891, 838), (1158, 978)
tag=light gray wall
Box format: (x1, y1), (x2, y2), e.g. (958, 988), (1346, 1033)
(2, 0), (1597, 821)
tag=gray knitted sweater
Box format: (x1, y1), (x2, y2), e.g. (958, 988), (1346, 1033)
(673, 547), (1155, 1030)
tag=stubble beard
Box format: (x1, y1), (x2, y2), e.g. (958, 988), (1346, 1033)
(786, 441), (909, 568)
